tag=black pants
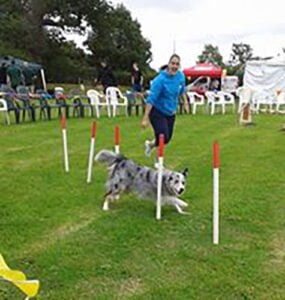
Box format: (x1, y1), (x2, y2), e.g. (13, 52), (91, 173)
(149, 107), (175, 146)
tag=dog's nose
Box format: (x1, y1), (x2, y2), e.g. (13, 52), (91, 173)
(179, 188), (184, 194)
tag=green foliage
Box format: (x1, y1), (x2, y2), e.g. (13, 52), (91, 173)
(224, 43), (254, 84)
(197, 44), (224, 66)
(86, 4), (152, 76)
(44, 41), (93, 83)
(229, 42), (253, 66)
(0, 114), (284, 299)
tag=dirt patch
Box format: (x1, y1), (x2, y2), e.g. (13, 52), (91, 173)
(269, 234), (285, 270)
(118, 278), (144, 298)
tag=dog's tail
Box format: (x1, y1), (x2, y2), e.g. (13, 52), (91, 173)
(95, 149), (123, 166)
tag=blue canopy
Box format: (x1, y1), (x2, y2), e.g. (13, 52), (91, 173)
(0, 55), (43, 76)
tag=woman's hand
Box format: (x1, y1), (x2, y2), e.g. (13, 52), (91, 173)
(141, 103), (152, 129)
(141, 115), (149, 129)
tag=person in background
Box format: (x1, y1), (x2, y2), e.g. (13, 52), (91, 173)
(210, 79), (220, 92)
(0, 63), (7, 88)
(23, 62), (36, 93)
(95, 60), (116, 94)
(141, 54), (189, 161)
(7, 60), (22, 91)
(131, 62), (144, 92)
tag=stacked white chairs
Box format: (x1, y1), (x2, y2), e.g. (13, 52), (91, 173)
(205, 91), (225, 115)
(187, 91), (205, 114)
(54, 87), (65, 99)
(275, 90), (285, 114)
(236, 86), (253, 113)
(105, 87), (128, 117)
(0, 97), (10, 125)
(86, 89), (110, 118)
(217, 91), (236, 113)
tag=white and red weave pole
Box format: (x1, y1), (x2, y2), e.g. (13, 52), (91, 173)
(156, 134), (164, 220)
(213, 141), (220, 244)
(61, 116), (69, 173)
(87, 121), (97, 183)
(114, 125), (120, 154)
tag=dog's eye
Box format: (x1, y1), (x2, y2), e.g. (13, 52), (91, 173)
(169, 176), (173, 181)
(175, 180), (179, 184)
(182, 181), (185, 185)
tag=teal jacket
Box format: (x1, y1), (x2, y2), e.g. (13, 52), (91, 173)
(147, 70), (186, 116)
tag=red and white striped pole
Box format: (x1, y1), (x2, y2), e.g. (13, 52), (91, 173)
(87, 121), (97, 183)
(156, 134), (164, 220)
(114, 125), (120, 154)
(61, 116), (69, 173)
(213, 141), (220, 244)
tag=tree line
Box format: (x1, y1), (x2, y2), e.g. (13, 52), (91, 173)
(0, 0), (154, 85)
(0, 0), (261, 86)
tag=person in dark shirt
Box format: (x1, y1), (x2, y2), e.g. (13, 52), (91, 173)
(0, 63), (7, 87)
(95, 61), (116, 93)
(23, 62), (36, 93)
(131, 62), (144, 92)
(7, 60), (22, 91)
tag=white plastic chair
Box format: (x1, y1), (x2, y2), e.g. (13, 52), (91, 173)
(105, 87), (128, 117)
(217, 91), (236, 113)
(205, 91), (225, 115)
(275, 91), (285, 114)
(86, 89), (110, 118)
(54, 87), (65, 99)
(187, 91), (205, 114)
(251, 90), (275, 114)
(0, 98), (10, 125)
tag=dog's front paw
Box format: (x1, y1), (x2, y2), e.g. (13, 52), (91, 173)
(179, 210), (190, 215)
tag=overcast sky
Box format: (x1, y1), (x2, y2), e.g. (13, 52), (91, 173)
(109, 0), (285, 70)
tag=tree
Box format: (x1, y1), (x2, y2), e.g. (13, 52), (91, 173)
(229, 43), (253, 66)
(226, 43), (253, 84)
(0, 0), (114, 82)
(197, 44), (224, 66)
(0, 0), (153, 83)
(85, 4), (152, 79)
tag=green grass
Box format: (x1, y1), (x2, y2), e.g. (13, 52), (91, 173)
(0, 112), (284, 299)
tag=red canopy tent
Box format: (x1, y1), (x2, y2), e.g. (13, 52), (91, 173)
(183, 63), (222, 78)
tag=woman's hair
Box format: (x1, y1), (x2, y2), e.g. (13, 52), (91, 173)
(159, 64), (168, 71)
(168, 53), (181, 63)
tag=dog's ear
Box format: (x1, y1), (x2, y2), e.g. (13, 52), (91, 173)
(181, 168), (189, 177)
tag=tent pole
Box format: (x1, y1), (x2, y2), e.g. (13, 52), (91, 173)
(40, 69), (47, 92)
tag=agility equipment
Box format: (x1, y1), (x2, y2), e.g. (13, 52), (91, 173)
(60, 116), (69, 172)
(114, 125), (120, 154)
(87, 121), (97, 183)
(156, 134), (164, 220)
(213, 141), (219, 244)
(239, 103), (253, 125)
(0, 254), (40, 299)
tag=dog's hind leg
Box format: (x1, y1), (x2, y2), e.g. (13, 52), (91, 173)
(102, 191), (121, 211)
(102, 190), (115, 211)
(102, 195), (111, 211)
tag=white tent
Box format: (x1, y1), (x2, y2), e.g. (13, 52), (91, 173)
(244, 55), (285, 92)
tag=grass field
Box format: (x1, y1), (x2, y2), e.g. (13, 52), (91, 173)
(0, 112), (284, 299)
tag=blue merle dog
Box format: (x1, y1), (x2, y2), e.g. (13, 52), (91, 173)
(95, 150), (189, 214)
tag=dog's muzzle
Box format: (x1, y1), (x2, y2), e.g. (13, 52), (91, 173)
(178, 188), (185, 195)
